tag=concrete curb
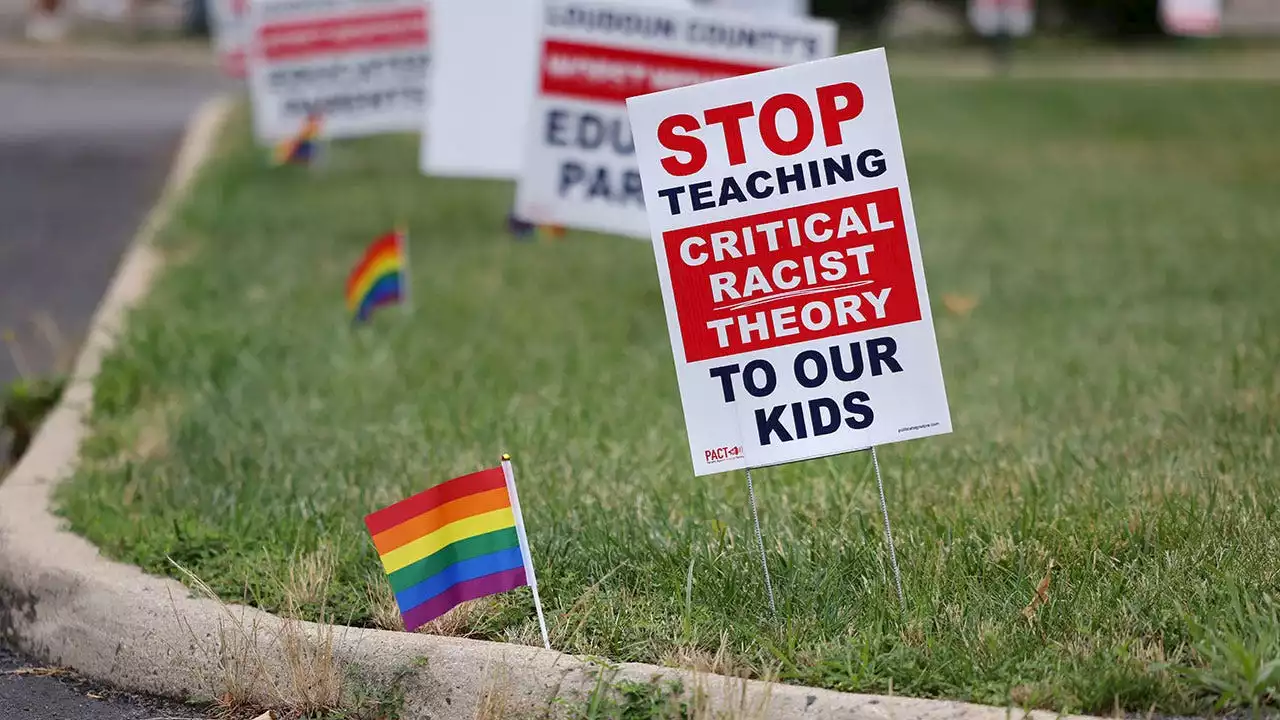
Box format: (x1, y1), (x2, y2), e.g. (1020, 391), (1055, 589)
(0, 98), (1087, 720)
(0, 39), (217, 70)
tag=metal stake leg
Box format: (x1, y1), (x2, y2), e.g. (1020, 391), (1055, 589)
(871, 447), (906, 612)
(745, 467), (778, 619)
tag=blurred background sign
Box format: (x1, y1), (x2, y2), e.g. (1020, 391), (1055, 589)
(692, 0), (811, 17)
(967, 0), (1033, 38)
(1160, 0), (1221, 36)
(70, 0), (127, 20)
(208, 0), (248, 77)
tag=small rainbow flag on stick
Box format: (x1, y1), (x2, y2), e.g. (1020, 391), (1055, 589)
(345, 229), (409, 323)
(507, 212), (565, 241)
(274, 112), (323, 165)
(364, 456), (550, 647)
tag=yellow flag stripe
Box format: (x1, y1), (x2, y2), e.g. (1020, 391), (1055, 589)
(347, 254), (403, 311)
(378, 507), (516, 573)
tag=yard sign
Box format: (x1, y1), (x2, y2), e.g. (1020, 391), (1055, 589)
(1159, 0), (1222, 36)
(693, 0), (810, 17)
(627, 47), (951, 476)
(422, 0), (695, 180)
(968, 0), (1033, 38)
(247, 0), (430, 143)
(515, 0), (836, 239)
(420, 0), (543, 179)
(209, 0), (249, 78)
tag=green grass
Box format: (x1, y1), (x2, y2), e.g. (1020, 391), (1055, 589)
(57, 78), (1280, 716)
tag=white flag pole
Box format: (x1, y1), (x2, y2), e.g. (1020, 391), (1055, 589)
(317, 113), (332, 171)
(871, 447), (906, 612)
(501, 453), (551, 650)
(397, 226), (412, 314)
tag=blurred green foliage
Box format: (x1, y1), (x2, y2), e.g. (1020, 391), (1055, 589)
(2, 376), (66, 464)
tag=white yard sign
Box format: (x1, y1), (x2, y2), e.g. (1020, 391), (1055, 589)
(1160, 0), (1222, 36)
(627, 48), (951, 476)
(420, 0), (543, 179)
(209, 0), (250, 78)
(515, 0), (836, 238)
(248, 0), (430, 143)
(422, 0), (695, 180)
(692, 0), (809, 17)
(968, 0), (1034, 37)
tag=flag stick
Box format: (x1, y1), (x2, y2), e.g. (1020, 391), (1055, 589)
(501, 454), (551, 650)
(313, 124), (331, 172)
(871, 447), (906, 612)
(744, 466), (778, 620)
(397, 226), (412, 314)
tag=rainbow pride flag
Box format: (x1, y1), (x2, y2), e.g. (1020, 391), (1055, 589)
(273, 112), (322, 165)
(345, 229), (407, 323)
(364, 457), (549, 644)
(507, 212), (565, 241)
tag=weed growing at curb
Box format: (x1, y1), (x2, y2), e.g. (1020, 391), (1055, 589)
(2, 315), (74, 464)
(553, 660), (773, 720)
(473, 660), (511, 720)
(57, 83), (1280, 715)
(165, 546), (420, 719)
(167, 550), (343, 717)
(325, 665), (410, 720)
(554, 661), (690, 720)
(1, 375), (65, 464)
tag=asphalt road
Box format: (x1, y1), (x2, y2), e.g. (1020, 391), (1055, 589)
(0, 644), (207, 720)
(0, 57), (229, 383)
(0, 51), (231, 720)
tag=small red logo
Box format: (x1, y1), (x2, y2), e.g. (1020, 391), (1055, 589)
(704, 446), (742, 464)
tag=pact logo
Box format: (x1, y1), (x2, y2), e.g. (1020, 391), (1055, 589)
(704, 445), (742, 464)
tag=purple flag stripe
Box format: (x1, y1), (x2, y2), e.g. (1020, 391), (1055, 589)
(400, 566), (528, 631)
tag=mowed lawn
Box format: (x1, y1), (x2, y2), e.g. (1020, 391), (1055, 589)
(59, 77), (1280, 715)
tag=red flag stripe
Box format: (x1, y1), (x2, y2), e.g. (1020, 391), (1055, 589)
(364, 467), (508, 536)
(345, 232), (402, 295)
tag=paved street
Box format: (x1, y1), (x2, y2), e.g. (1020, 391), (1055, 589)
(0, 54), (228, 383)
(0, 48), (230, 720)
(0, 644), (205, 719)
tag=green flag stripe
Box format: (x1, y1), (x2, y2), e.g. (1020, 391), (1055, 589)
(386, 527), (521, 593)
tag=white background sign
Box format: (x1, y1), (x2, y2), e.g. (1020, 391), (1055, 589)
(1160, 0), (1222, 36)
(627, 48), (951, 476)
(421, 0), (543, 179)
(422, 0), (695, 180)
(968, 0), (1034, 38)
(692, 0), (809, 17)
(248, 0), (431, 143)
(515, 0), (836, 238)
(209, 0), (250, 78)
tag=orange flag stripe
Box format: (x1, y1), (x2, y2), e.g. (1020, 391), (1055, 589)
(372, 487), (512, 555)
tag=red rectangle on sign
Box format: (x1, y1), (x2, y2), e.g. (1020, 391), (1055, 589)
(663, 189), (921, 363)
(539, 39), (770, 104)
(260, 8), (427, 61)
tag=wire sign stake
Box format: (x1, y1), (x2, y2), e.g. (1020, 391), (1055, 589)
(745, 467), (778, 620)
(871, 447), (906, 612)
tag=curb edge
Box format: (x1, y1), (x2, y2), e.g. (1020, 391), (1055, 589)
(0, 39), (218, 69)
